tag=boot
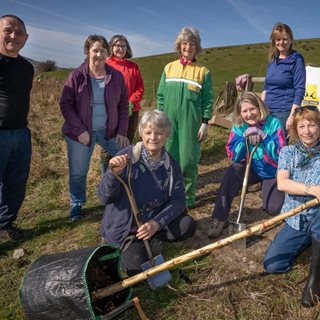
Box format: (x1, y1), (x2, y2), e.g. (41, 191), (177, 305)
(301, 238), (320, 307)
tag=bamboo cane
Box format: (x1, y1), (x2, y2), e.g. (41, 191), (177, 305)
(92, 198), (319, 301)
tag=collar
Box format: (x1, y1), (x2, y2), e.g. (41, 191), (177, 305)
(132, 141), (171, 169)
(180, 56), (194, 65)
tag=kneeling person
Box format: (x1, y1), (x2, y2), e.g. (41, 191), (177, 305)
(208, 92), (286, 239)
(98, 110), (196, 275)
(264, 105), (320, 308)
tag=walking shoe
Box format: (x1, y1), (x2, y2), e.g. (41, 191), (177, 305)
(2, 223), (33, 241)
(208, 217), (228, 239)
(70, 205), (84, 222)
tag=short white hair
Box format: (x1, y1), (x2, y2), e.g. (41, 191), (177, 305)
(138, 110), (171, 137)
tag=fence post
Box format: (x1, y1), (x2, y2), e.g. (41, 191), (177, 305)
(152, 80), (157, 103)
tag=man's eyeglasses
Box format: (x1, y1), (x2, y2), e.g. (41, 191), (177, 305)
(294, 105), (319, 114)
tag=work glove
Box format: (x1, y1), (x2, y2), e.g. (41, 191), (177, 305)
(243, 127), (266, 145)
(128, 101), (134, 117)
(197, 123), (209, 142)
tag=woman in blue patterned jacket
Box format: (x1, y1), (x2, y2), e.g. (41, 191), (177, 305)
(208, 92), (286, 239)
(264, 105), (320, 308)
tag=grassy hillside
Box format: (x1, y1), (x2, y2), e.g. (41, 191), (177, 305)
(44, 38), (320, 104)
(1, 39), (320, 320)
(134, 38), (320, 102)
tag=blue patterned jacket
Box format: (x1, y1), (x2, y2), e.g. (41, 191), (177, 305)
(278, 144), (320, 230)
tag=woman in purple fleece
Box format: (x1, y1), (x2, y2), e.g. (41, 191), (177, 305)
(60, 35), (129, 222)
(262, 22), (306, 134)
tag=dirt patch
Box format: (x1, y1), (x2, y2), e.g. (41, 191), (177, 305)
(168, 156), (283, 288)
(185, 157), (279, 249)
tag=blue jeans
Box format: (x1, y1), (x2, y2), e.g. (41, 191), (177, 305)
(263, 215), (320, 273)
(0, 128), (32, 229)
(65, 130), (122, 207)
(271, 111), (290, 136)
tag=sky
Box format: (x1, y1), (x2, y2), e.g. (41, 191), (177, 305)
(1, 0), (319, 68)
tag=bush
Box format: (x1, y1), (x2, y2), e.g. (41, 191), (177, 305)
(37, 60), (58, 73)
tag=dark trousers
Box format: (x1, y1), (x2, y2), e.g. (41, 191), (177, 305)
(121, 212), (196, 276)
(212, 162), (284, 221)
(0, 128), (32, 229)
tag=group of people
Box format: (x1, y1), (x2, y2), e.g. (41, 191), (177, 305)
(1, 13), (320, 308)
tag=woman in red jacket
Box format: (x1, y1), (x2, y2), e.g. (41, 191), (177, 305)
(100, 35), (144, 172)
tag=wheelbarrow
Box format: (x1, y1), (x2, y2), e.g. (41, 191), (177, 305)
(228, 138), (259, 249)
(20, 244), (151, 320)
(111, 160), (171, 290)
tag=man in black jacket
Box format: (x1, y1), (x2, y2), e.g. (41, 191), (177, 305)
(0, 14), (34, 240)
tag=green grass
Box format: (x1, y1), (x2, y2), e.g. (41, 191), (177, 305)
(134, 38), (320, 101)
(1, 39), (320, 319)
(45, 38), (320, 102)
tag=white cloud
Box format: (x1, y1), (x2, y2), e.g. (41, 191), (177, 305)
(226, 0), (270, 38)
(21, 26), (85, 67)
(20, 25), (171, 67)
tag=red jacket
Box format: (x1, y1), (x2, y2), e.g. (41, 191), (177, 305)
(106, 57), (144, 112)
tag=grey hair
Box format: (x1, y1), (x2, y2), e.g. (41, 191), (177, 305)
(108, 35), (133, 59)
(138, 110), (171, 137)
(175, 27), (202, 56)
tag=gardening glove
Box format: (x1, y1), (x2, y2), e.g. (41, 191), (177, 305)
(128, 101), (134, 117)
(243, 127), (266, 145)
(197, 123), (209, 142)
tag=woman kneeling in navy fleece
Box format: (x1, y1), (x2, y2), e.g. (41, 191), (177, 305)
(98, 110), (196, 276)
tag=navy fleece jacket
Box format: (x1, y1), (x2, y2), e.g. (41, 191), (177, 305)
(264, 51), (306, 113)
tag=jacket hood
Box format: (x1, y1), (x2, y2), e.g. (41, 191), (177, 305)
(131, 141), (171, 169)
(276, 50), (302, 64)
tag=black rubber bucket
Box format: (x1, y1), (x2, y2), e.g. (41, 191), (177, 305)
(20, 245), (132, 320)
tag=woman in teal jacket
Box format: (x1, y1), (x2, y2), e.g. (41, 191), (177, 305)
(208, 92), (286, 239)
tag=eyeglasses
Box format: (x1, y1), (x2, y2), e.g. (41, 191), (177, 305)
(114, 44), (127, 49)
(181, 42), (196, 48)
(294, 105), (319, 114)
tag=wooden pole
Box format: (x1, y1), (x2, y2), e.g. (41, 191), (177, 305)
(92, 198), (319, 301)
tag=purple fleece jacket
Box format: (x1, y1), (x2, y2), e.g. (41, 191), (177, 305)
(60, 62), (128, 144)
